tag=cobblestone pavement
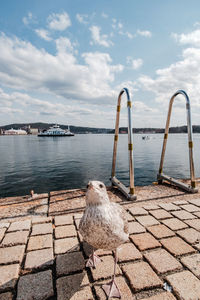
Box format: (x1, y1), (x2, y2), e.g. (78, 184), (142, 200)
(0, 184), (200, 299)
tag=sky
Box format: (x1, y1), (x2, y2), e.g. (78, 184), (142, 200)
(0, 0), (200, 128)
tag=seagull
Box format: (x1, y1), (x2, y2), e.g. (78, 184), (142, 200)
(79, 181), (129, 298)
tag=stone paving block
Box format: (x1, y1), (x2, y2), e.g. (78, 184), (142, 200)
(0, 228), (6, 243)
(0, 223), (9, 229)
(8, 220), (31, 232)
(135, 215), (160, 227)
(181, 204), (200, 212)
(143, 204), (160, 210)
(1, 230), (29, 247)
(128, 221), (146, 234)
(118, 243), (142, 262)
(162, 218), (188, 230)
(176, 228), (200, 244)
(185, 219), (200, 231)
(159, 203), (180, 211)
(31, 223), (53, 235)
(140, 292), (176, 300)
(147, 224), (175, 239)
(195, 242), (200, 250)
(0, 264), (20, 292)
(125, 211), (134, 222)
(144, 248), (182, 274)
(173, 200), (188, 206)
(128, 207), (148, 216)
(27, 234), (53, 251)
(149, 209), (172, 220)
(161, 236), (195, 256)
(54, 237), (79, 254)
(91, 255), (121, 281)
(171, 210), (196, 220)
(166, 270), (200, 300)
(25, 248), (54, 269)
(54, 214), (73, 226)
(0, 245), (25, 264)
(17, 269), (54, 300)
(193, 211), (200, 217)
(0, 292), (13, 300)
(181, 253), (200, 278)
(32, 216), (52, 224)
(56, 251), (85, 276)
(56, 272), (93, 300)
(130, 232), (161, 251)
(122, 261), (162, 292)
(55, 224), (77, 238)
(74, 218), (81, 229)
(94, 276), (133, 300)
(188, 198), (200, 207)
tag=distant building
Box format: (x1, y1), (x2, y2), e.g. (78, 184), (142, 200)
(0, 128), (4, 135)
(4, 128), (27, 135)
(27, 126), (38, 135)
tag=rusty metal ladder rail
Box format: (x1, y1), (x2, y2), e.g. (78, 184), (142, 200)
(111, 88), (137, 200)
(157, 90), (198, 193)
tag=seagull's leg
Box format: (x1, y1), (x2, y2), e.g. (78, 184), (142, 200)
(102, 249), (121, 299)
(86, 248), (102, 268)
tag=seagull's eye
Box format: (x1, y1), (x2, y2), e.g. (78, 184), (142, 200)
(99, 184), (103, 188)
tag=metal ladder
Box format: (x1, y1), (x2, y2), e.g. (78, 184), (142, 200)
(111, 88), (137, 200)
(157, 90), (198, 193)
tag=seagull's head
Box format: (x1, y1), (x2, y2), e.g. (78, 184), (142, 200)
(86, 181), (109, 205)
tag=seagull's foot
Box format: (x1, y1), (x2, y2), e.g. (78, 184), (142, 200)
(102, 279), (121, 299)
(86, 252), (102, 268)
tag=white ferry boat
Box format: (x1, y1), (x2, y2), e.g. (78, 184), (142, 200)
(38, 125), (74, 137)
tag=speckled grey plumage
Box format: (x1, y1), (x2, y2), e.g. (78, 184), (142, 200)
(79, 181), (129, 250)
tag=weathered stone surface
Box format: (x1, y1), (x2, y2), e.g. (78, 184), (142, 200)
(149, 209), (172, 220)
(171, 210), (196, 220)
(181, 253), (200, 278)
(128, 207), (148, 216)
(27, 234), (53, 251)
(31, 216), (52, 224)
(173, 200), (188, 206)
(0, 264), (19, 292)
(0, 292), (13, 300)
(194, 211), (200, 217)
(8, 220), (31, 232)
(0, 245), (25, 264)
(122, 261), (162, 291)
(56, 251), (85, 276)
(188, 198), (200, 207)
(162, 218), (188, 230)
(17, 270), (54, 300)
(128, 221), (146, 234)
(118, 243), (142, 262)
(125, 211), (134, 222)
(54, 237), (79, 254)
(176, 228), (200, 244)
(185, 219), (200, 231)
(55, 225), (77, 238)
(166, 270), (200, 300)
(130, 232), (161, 251)
(159, 203), (180, 211)
(140, 292), (176, 300)
(54, 214), (73, 226)
(56, 273), (93, 300)
(0, 228), (6, 243)
(181, 204), (200, 212)
(0, 223), (9, 229)
(1, 230), (29, 246)
(144, 248), (182, 274)
(147, 224), (175, 239)
(94, 276), (133, 300)
(136, 215), (159, 227)
(143, 204), (159, 210)
(25, 248), (54, 269)
(161, 237), (195, 256)
(91, 255), (121, 281)
(31, 223), (53, 235)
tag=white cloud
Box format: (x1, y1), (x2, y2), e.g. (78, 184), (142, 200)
(35, 29), (52, 41)
(137, 30), (152, 38)
(90, 26), (113, 47)
(101, 12), (108, 19)
(22, 12), (35, 25)
(47, 12), (71, 31)
(127, 57), (143, 70)
(172, 29), (200, 47)
(76, 13), (89, 24)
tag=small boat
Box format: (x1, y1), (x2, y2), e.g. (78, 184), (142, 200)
(38, 125), (74, 137)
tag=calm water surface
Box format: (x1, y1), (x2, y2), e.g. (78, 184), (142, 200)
(0, 134), (200, 197)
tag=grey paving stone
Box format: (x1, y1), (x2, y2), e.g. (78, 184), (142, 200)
(17, 270), (54, 300)
(1, 230), (29, 247)
(31, 223), (53, 235)
(27, 234), (53, 251)
(0, 264), (20, 292)
(0, 245), (25, 264)
(0, 228), (6, 243)
(31, 216), (52, 224)
(0, 223), (10, 229)
(0, 292), (13, 300)
(8, 220), (31, 232)
(55, 225), (77, 238)
(54, 214), (73, 226)
(25, 248), (54, 269)
(54, 237), (79, 255)
(56, 251), (85, 276)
